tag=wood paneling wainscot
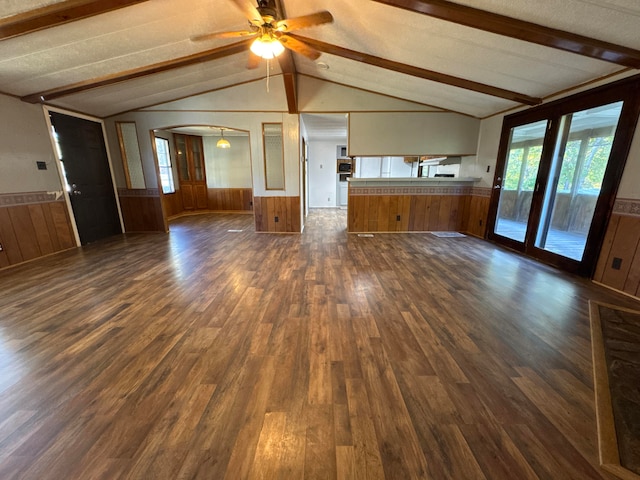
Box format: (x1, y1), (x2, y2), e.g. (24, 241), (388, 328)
(593, 198), (640, 299)
(162, 191), (184, 218)
(208, 188), (253, 212)
(464, 188), (491, 238)
(118, 188), (166, 233)
(254, 196), (301, 232)
(0, 193), (75, 268)
(348, 185), (491, 234)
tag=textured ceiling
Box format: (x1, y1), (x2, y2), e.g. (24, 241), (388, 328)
(0, 0), (638, 123)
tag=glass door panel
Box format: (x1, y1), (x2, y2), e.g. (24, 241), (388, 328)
(175, 135), (190, 181)
(534, 102), (623, 260)
(192, 138), (204, 181)
(494, 120), (548, 242)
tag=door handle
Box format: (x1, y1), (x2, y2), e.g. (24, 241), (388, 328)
(494, 185), (501, 189)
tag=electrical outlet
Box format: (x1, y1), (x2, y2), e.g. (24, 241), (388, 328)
(612, 257), (622, 270)
(396, 215), (401, 221)
(274, 216), (279, 223)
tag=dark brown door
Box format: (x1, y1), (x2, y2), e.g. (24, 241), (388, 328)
(175, 133), (208, 210)
(50, 111), (122, 245)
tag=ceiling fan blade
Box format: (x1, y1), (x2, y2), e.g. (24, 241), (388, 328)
(247, 52), (261, 69)
(229, 0), (262, 24)
(276, 11), (333, 32)
(278, 34), (322, 60)
(191, 30), (257, 42)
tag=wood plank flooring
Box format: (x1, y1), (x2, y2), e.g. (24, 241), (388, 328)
(0, 209), (638, 479)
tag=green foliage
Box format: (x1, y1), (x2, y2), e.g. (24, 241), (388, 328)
(556, 140), (581, 192)
(504, 135), (612, 195)
(504, 148), (523, 190)
(521, 145), (542, 191)
(579, 136), (612, 193)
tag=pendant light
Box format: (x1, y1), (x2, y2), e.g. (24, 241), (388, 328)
(217, 128), (230, 149)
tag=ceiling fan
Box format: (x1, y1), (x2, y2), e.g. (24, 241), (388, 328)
(191, 0), (333, 67)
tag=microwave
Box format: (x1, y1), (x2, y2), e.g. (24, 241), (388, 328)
(337, 161), (352, 173)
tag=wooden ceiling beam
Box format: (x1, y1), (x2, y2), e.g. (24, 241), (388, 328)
(278, 51), (298, 114)
(289, 34), (541, 105)
(0, 0), (150, 41)
(21, 39), (253, 104)
(274, 0), (298, 114)
(372, 0), (640, 68)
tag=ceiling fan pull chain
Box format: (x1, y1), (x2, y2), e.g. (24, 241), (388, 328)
(266, 58), (270, 92)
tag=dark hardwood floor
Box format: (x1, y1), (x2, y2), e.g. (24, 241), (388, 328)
(0, 209), (637, 479)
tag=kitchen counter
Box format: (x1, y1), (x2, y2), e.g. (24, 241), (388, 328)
(348, 177), (481, 187)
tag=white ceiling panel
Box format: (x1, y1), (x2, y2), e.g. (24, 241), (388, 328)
(296, 55), (517, 118)
(50, 54), (273, 117)
(0, 0), (243, 94)
(287, 0), (623, 96)
(451, 0), (640, 48)
(0, 0), (65, 19)
(0, 0), (637, 119)
(301, 113), (348, 140)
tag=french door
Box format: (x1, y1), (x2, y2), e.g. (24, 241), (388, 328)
(487, 75), (640, 276)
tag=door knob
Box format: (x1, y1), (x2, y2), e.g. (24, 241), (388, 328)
(494, 185), (501, 189)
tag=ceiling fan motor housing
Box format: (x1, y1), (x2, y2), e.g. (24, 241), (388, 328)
(257, 0), (278, 22)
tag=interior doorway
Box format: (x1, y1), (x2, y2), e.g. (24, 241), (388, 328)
(300, 113), (349, 218)
(152, 125), (254, 228)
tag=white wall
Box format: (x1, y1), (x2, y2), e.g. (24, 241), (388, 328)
(470, 114), (504, 188)
(356, 157), (381, 178)
(618, 128), (640, 199)
(355, 157), (416, 178)
(389, 157), (415, 177)
(203, 135), (252, 188)
(308, 140), (340, 207)
(0, 94), (62, 194)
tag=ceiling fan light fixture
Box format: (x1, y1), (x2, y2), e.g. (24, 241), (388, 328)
(217, 128), (231, 149)
(250, 34), (285, 59)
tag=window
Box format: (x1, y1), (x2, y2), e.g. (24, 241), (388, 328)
(155, 137), (175, 194)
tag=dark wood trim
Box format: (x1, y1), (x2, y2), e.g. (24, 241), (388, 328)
(21, 39), (253, 103)
(288, 34), (541, 106)
(372, 0), (640, 68)
(278, 52), (298, 114)
(0, 0), (150, 41)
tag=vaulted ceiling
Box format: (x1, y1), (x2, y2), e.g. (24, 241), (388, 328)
(1, 0), (639, 119)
